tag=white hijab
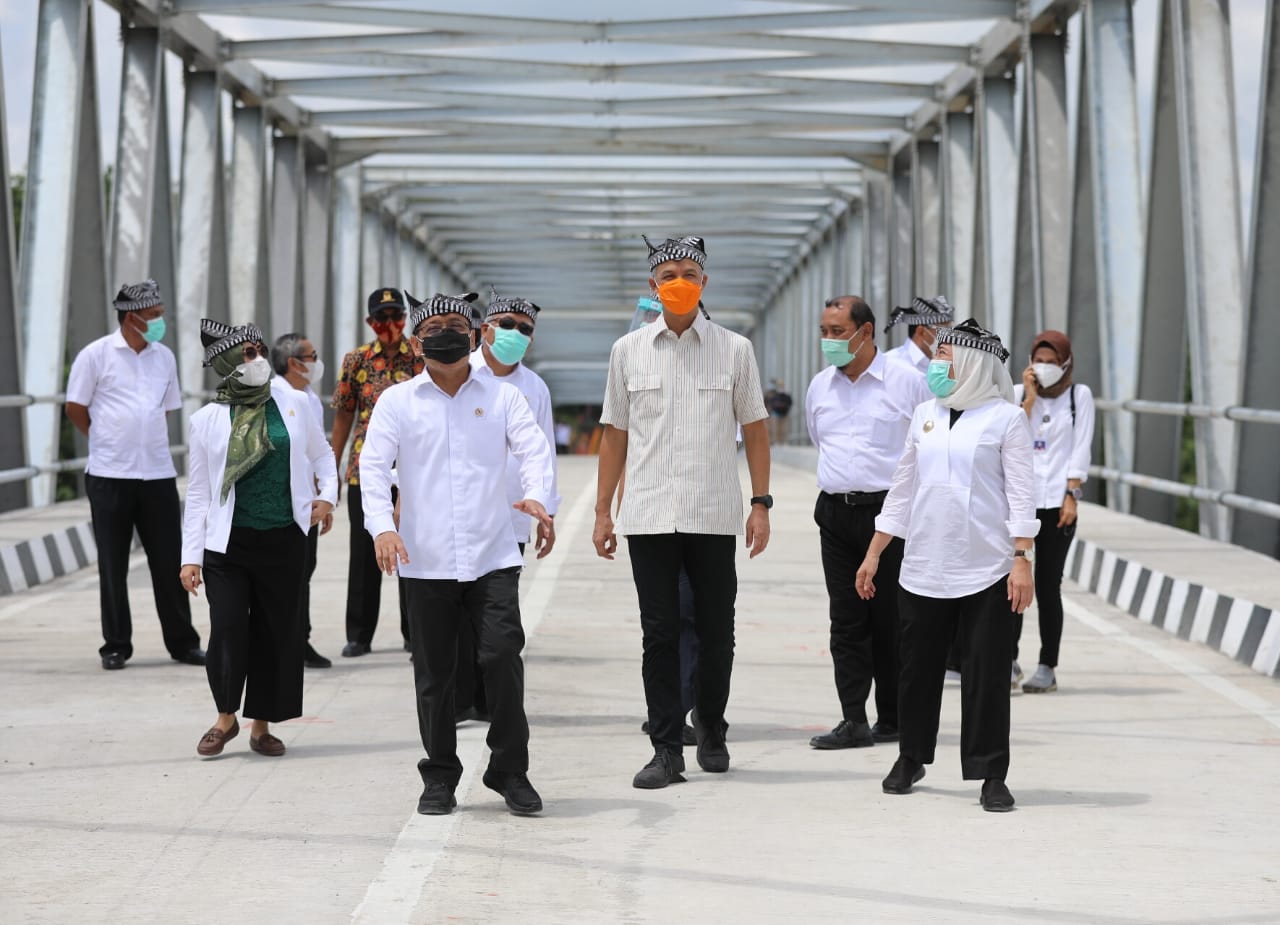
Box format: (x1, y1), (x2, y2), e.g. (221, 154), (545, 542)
(939, 344), (1015, 410)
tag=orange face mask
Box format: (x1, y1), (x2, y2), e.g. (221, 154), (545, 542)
(655, 279), (702, 315)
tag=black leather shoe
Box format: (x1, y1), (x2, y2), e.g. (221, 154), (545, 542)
(692, 710), (730, 773)
(632, 750), (687, 789)
(870, 722), (899, 743)
(640, 720), (697, 746)
(341, 641), (370, 657)
(482, 770), (543, 815)
(809, 719), (874, 750)
(172, 648), (206, 666)
(980, 778), (1015, 812)
(882, 756), (926, 794)
(417, 781), (457, 815)
(101, 653), (126, 670)
(304, 644), (332, 669)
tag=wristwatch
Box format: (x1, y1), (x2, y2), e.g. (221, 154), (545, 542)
(1065, 486), (1083, 501)
(1014, 549), (1034, 564)
(750, 494), (774, 510)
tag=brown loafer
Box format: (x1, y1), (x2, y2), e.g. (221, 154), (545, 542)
(197, 719), (239, 757)
(249, 732), (286, 757)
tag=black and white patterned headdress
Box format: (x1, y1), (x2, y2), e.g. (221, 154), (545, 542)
(409, 292), (479, 331)
(936, 317), (1010, 362)
(200, 319), (266, 366)
(884, 295), (954, 332)
(643, 234), (707, 271)
(485, 286), (541, 322)
(113, 278), (163, 313)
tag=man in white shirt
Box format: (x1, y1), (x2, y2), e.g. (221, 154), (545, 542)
(885, 296), (954, 376)
(806, 296), (932, 750)
(361, 292), (555, 817)
(65, 280), (204, 671)
(594, 234), (772, 790)
(270, 332), (335, 670)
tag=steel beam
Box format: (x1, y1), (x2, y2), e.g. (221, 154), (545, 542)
(942, 111), (977, 313)
(270, 135), (304, 336)
(301, 146), (332, 390)
(974, 74), (1018, 339)
(1234, 0), (1280, 556)
(228, 106), (270, 328)
(329, 162), (363, 367)
(0, 39), (25, 510)
(888, 150), (914, 343)
(863, 172), (891, 318)
(912, 137), (942, 299)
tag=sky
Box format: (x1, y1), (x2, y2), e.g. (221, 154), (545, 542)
(0, 0), (1271, 232)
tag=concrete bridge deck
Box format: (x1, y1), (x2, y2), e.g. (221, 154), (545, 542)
(1, 456), (1277, 923)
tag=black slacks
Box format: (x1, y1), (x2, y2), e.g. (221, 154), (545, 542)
(404, 568), (529, 789)
(455, 544), (526, 717)
(203, 525), (307, 722)
(627, 533), (736, 753)
(345, 483), (409, 648)
(898, 577), (1013, 780)
(299, 524), (319, 642)
(1012, 508), (1075, 668)
(815, 493), (903, 726)
(85, 474), (199, 659)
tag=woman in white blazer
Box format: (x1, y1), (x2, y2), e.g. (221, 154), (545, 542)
(856, 319), (1038, 813)
(180, 320), (338, 758)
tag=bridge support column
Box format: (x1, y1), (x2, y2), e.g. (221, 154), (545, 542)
(942, 110), (977, 315)
(269, 134), (304, 336)
(228, 105), (270, 328)
(0, 40), (25, 510)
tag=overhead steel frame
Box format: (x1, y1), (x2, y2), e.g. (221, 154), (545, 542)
(0, 40), (25, 510)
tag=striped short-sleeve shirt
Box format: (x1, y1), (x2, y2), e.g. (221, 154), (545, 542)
(600, 311), (768, 536)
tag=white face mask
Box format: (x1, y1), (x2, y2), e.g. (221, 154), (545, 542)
(234, 356), (272, 387)
(1032, 362), (1064, 388)
(302, 358), (325, 384)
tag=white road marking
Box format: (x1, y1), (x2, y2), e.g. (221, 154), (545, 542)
(1063, 596), (1280, 731)
(350, 481), (596, 924)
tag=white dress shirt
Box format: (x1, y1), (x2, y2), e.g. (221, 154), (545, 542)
(469, 348), (561, 543)
(886, 338), (930, 377)
(805, 350), (933, 493)
(359, 369), (556, 582)
(64, 331), (181, 480)
(182, 386), (339, 566)
(1012, 383), (1096, 509)
(876, 398), (1040, 599)
(600, 311), (768, 536)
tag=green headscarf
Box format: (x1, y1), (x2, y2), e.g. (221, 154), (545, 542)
(210, 350), (274, 503)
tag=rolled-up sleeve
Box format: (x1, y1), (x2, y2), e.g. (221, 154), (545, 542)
(732, 340), (769, 425)
(599, 340), (629, 431)
(359, 394), (399, 539)
(1002, 410), (1041, 538)
(1069, 384), (1095, 483)
(181, 412), (211, 567)
(506, 387), (555, 508)
(875, 417), (918, 539)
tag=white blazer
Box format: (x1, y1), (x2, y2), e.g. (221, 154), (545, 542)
(182, 385), (339, 566)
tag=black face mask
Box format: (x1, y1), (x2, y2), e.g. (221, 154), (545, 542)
(419, 329), (472, 364)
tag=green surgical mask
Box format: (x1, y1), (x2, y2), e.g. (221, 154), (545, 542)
(820, 331), (865, 369)
(489, 327), (531, 365)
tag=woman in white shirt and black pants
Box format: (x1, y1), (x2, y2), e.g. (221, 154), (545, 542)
(856, 319), (1038, 812)
(1012, 330), (1094, 693)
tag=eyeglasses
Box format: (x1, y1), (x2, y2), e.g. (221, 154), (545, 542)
(371, 310), (405, 324)
(419, 322), (472, 336)
(496, 317), (535, 337)
(242, 344), (265, 361)
(296, 351), (318, 361)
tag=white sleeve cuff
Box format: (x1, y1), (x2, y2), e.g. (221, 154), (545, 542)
(365, 512), (397, 538)
(874, 515), (908, 538)
(1006, 518), (1041, 539)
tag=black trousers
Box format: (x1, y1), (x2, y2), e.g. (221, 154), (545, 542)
(815, 493), (903, 726)
(345, 483), (409, 647)
(203, 525), (307, 722)
(404, 568), (529, 788)
(627, 533), (736, 753)
(85, 474), (199, 659)
(677, 567), (698, 714)
(455, 544), (526, 717)
(299, 524), (319, 642)
(898, 578), (1013, 780)
(1012, 508), (1076, 668)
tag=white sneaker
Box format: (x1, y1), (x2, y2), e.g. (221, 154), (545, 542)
(1010, 661), (1024, 689)
(1022, 664), (1057, 693)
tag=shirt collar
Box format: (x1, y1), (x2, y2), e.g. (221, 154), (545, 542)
(415, 365), (478, 396)
(647, 310), (708, 342)
(110, 328), (154, 354)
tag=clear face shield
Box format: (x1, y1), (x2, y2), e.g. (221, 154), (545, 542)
(629, 296), (663, 333)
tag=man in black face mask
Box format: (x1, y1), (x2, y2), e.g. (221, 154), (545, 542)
(358, 292), (557, 817)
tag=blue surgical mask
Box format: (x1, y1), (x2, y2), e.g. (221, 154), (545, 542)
(488, 327), (531, 365)
(927, 359), (957, 398)
(140, 316), (166, 343)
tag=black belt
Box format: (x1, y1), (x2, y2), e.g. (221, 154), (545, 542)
(822, 490), (888, 507)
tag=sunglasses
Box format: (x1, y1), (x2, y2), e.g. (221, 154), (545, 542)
(496, 317), (535, 337)
(242, 344), (266, 361)
(371, 310), (405, 324)
(420, 322), (472, 336)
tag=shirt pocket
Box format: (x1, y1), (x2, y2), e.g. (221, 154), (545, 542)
(626, 374), (663, 419)
(871, 413), (910, 458)
(697, 372), (732, 419)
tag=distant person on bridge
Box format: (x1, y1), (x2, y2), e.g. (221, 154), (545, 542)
(804, 295), (931, 751)
(856, 319), (1037, 812)
(330, 288), (425, 658)
(1013, 330), (1095, 694)
(180, 321), (337, 759)
(270, 331), (335, 670)
(361, 292), (555, 817)
(765, 379), (794, 444)
(64, 279), (204, 672)
(594, 234), (771, 790)
(884, 296), (955, 376)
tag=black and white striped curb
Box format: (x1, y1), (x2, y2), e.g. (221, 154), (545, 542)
(0, 521), (100, 596)
(1066, 538), (1280, 679)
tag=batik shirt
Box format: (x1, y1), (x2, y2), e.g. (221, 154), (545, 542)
(331, 338), (425, 485)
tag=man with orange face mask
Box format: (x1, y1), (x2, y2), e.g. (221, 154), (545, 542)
(595, 235), (772, 790)
(331, 287), (426, 658)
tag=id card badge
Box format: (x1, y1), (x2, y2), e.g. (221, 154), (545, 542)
(1033, 438), (1048, 453)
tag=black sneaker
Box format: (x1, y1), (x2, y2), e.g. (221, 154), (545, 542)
(870, 722), (899, 743)
(809, 719), (875, 750)
(417, 781), (457, 815)
(303, 643), (332, 669)
(482, 770), (543, 815)
(640, 720), (697, 746)
(632, 750), (687, 790)
(882, 756), (926, 794)
(691, 709), (730, 773)
(980, 778), (1015, 812)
